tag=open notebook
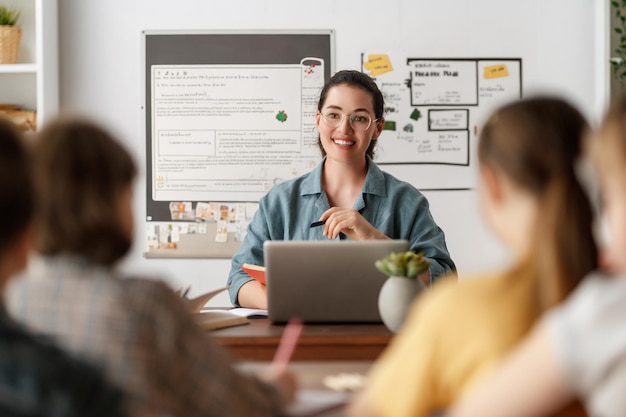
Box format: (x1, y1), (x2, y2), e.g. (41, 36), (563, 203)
(179, 285), (249, 330)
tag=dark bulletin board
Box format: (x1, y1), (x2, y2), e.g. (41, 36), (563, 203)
(142, 30), (334, 221)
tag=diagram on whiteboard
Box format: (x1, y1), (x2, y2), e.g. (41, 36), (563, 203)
(362, 54), (521, 189)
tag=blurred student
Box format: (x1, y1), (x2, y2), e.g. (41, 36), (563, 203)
(5, 116), (295, 417)
(0, 117), (127, 417)
(346, 97), (597, 417)
(448, 94), (626, 417)
(228, 70), (455, 309)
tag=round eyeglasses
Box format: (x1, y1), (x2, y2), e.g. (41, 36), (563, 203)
(319, 109), (379, 132)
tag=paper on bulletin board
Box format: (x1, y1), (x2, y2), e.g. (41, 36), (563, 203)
(144, 201), (259, 258)
(364, 54), (394, 77)
(361, 52), (522, 190)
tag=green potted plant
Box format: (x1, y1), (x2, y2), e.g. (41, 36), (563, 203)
(375, 251), (430, 332)
(611, 1), (626, 89)
(0, 5), (21, 64)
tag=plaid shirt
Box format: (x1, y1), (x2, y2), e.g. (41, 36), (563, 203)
(5, 255), (285, 417)
(0, 306), (126, 417)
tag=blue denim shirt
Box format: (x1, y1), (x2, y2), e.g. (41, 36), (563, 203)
(227, 157), (456, 306)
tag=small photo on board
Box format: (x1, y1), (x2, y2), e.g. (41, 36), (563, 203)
(169, 201), (194, 220)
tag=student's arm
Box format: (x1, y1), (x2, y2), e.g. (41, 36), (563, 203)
(449, 325), (570, 417)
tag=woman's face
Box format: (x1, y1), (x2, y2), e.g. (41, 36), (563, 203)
(315, 84), (383, 164)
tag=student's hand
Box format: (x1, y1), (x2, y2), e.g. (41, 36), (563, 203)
(320, 207), (389, 241)
(257, 367), (298, 403)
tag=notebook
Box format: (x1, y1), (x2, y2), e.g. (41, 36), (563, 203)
(264, 239), (410, 323)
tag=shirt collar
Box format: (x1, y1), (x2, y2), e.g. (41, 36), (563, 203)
(300, 155), (387, 198)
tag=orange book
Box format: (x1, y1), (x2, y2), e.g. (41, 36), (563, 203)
(242, 263), (266, 285)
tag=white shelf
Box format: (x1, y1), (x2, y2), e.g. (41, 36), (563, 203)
(0, 0), (58, 128)
(0, 63), (38, 74)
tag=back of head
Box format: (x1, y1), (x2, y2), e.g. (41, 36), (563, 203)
(0, 118), (33, 255)
(33, 116), (137, 267)
(479, 97), (598, 309)
(316, 69), (384, 158)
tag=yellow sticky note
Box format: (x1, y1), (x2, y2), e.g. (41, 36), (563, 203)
(364, 54), (393, 77)
(484, 64), (509, 79)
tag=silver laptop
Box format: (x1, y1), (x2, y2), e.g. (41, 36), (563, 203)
(264, 239), (410, 323)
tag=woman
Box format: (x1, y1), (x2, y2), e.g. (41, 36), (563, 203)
(5, 116), (294, 417)
(346, 97), (597, 417)
(228, 70), (456, 309)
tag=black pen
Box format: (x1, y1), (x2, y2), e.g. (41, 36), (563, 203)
(310, 220), (326, 228)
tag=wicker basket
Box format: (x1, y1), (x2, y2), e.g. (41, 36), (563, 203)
(0, 25), (21, 64)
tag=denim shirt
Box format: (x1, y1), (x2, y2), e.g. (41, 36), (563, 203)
(227, 156), (456, 306)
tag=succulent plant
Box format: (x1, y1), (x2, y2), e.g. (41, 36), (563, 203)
(375, 250), (430, 278)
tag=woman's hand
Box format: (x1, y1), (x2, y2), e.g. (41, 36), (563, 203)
(319, 207), (389, 240)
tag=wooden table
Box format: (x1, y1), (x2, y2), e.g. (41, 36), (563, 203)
(212, 317), (393, 361)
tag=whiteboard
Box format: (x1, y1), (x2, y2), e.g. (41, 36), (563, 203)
(362, 54), (522, 189)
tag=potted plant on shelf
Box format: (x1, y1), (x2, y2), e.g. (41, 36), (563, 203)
(375, 251), (430, 332)
(0, 5), (21, 64)
(611, 1), (626, 89)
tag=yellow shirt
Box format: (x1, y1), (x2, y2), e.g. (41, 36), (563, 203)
(368, 272), (541, 417)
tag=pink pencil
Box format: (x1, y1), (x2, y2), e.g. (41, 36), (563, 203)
(272, 318), (304, 372)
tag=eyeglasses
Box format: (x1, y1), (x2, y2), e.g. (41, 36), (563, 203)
(319, 109), (379, 132)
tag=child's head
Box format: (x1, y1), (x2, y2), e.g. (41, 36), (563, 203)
(316, 70), (384, 159)
(0, 117), (34, 286)
(478, 96), (597, 308)
(589, 94), (626, 275)
(33, 116), (137, 267)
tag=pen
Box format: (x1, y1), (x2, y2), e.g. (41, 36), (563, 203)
(181, 285), (191, 299)
(310, 220), (326, 228)
(272, 318), (303, 372)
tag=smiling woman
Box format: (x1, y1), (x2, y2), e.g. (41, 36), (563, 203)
(227, 69), (456, 310)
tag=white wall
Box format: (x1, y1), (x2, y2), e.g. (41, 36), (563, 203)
(56, 0), (609, 306)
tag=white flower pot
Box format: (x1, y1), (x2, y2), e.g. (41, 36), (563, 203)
(378, 276), (425, 332)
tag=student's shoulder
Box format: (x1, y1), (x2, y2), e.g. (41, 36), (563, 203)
(413, 273), (503, 318)
(120, 276), (181, 307)
(0, 318), (125, 415)
(546, 272), (626, 328)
